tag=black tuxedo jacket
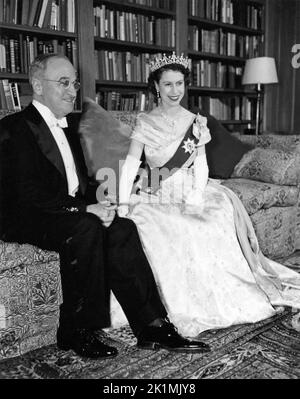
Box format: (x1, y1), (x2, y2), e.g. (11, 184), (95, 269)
(0, 103), (97, 241)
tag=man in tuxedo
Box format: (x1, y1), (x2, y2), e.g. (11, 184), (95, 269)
(0, 53), (210, 359)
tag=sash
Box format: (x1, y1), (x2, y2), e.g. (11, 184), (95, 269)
(141, 120), (199, 194)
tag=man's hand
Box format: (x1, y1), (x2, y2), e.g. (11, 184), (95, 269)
(86, 199), (117, 227)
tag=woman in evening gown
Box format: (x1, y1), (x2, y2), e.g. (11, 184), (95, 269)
(110, 53), (300, 337)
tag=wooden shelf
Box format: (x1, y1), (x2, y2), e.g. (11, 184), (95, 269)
(0, 22), (77, 38)
(94, 38), (174, 53)
(0, 73), (29, 80)
(96, 81), (148, 89)
(188, 16), (264, 35)
(188, 50), (247, 63)
(188, 86), (256, 95)
(221, 120), (254, 125)
(95, 0), (176, 17)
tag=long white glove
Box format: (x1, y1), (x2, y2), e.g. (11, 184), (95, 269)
(184, 146), (208, 212)
(118, 154), (141, 217)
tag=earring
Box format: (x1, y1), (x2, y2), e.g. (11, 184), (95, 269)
(156, 89), (161, 104)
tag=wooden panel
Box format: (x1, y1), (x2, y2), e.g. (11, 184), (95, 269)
(176, 0), (188, 55)
(264, 0), (300, 134)
(292, 3), (300, 132)
(76, 0), (95, 101)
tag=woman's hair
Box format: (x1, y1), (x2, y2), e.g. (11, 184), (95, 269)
(148, 63), (190, 101)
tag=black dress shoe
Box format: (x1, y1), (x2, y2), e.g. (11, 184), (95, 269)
(137, 320), (211, 353)
(57, 327), (118, 359)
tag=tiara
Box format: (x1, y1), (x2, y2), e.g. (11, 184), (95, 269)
(149, 52), (190, 73)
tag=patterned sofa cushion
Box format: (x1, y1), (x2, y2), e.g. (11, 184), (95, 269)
(222, 178), (299, 215)
(232, 148), (300, 186)
(0, 240), (59, 272)
(251, 206), (297, 259)
(234, 134), (300, 153)
(0, 257), (62, 359)
(78, 99), (136, 198)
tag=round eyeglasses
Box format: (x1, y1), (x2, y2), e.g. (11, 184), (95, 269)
(43, 78), (81, 91)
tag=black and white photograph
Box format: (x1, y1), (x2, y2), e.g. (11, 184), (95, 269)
(0, 0), (299, 386)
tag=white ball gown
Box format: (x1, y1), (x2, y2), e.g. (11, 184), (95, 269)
(109, 112), (300, 337)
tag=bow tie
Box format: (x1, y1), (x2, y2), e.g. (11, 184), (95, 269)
(55, 117), (68, 128)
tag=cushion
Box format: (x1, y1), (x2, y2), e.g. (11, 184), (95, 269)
(78, 98), (134, 199)
(233, 133), (300, 153)
(222, 178), (299, 215)
(190, 107), (253, 178)
(232, 148), (300, 185)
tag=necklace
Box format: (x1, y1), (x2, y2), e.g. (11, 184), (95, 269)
(159, 108), (180, 129)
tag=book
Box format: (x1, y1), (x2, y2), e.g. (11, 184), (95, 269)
(21, 0), (30, 25)
(0, 43), (6, 72)
(2, 79), (15, 110)
(42, 0), (52, 28)
(37, 0), (49, 28)
(9, 82), (21, 111)
(0, 80), (6, 109)
(27, 0), (40, 26)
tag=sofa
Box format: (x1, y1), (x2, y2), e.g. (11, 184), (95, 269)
(1, 109), (300, 361)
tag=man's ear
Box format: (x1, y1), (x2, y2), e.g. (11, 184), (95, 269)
(31, 78), (43, 95)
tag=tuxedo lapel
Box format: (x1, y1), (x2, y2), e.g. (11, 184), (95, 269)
(24, 104), (67, 180)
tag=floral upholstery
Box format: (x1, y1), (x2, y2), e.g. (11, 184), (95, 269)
(231, 148), (300, 186)
(222, 178), (298, 258)
(0, 241), (61, 360)
(222, 178), (299, 216)
(233, 133), (300, 153)
(1, 115), (300, 360)
(251, 206), (297, 259)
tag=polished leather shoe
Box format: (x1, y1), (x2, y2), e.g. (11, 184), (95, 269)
(57, 327), (118, 359)
(137, 320), (211, 353)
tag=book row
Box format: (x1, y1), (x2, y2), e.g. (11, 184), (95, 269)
(189, 94), (255, 121)
(95, 50), (162, 83)
(96, 89), (155, 112)
(188, 0), (263, 29)
(126, 0), (174, 11)
(188, 26), (262, 58)
(94, 6), (175, 47)
(0, 0), (76, 32)
(0, 34), (78, 73)
(191, 60), (243, 89)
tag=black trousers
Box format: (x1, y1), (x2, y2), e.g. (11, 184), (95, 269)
(16, 212), (167, 336)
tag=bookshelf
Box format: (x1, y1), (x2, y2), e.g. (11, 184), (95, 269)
(0, 0), (79, 111)
(2, 0), (298, 134)
(93, 0), (176, 111)
(184, 0), (266, 132)
(91, 0), (265, 131)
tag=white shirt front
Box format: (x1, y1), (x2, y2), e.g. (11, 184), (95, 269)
(32, 100), (79, 197)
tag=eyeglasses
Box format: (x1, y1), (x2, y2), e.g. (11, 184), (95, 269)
(43, 78), (81, 91)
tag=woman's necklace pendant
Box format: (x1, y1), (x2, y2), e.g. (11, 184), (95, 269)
(159, 108), (176, 129)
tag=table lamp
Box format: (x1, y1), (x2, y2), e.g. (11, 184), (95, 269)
(242, 57), (278, 135)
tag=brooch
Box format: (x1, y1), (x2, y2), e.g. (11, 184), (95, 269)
(182, 138), (196, 154)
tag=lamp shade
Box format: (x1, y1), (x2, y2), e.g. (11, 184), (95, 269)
(242, 57), (278, 85)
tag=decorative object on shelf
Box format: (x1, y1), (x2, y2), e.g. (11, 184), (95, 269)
(242, 57), (278, 136)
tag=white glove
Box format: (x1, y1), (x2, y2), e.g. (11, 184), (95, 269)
(184, 147), (208, 213)
(118, 154), (141, 217)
